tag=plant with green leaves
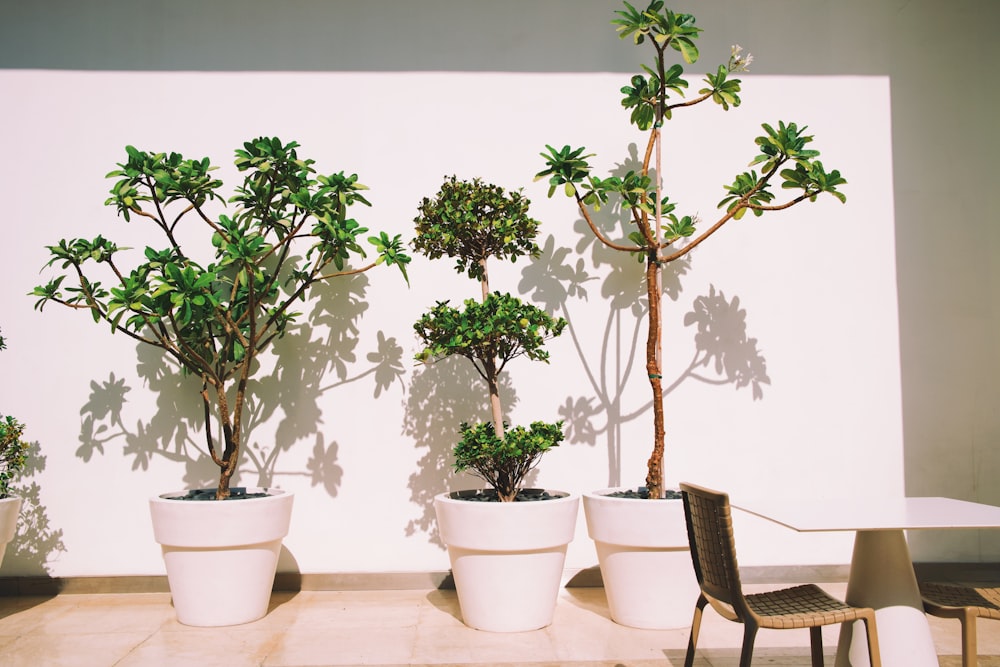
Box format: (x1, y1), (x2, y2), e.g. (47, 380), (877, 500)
(413, 176), (566, 502)
(0, 416), (28, 500)
(536, 1), (846, 499)
(32, 137), (411, 500)
(0, 328), (28, 500)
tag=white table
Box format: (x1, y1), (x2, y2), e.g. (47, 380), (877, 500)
(733, 496), (1000, 667)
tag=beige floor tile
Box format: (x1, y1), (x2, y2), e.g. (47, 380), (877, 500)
(558, 587), (615, 620)
(48, 594), (175, 635)
(547, 601), (686, 663)
(0, 595), (52, 615)
(0, 631), (152, 667)
(117, 628), (280, 667)
(417, 589), (467, 628)
(266, 625), (419, 666)
(0, 597), (70, 635)
(937, 659), (1000, 667)
(688, 647), (833, 666)
(413, 622), (558, 664)
(250, 590), (426, 633)
(0, 584), (998, 665)
(118, 626), (277, 667)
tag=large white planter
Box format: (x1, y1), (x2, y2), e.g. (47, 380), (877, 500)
(0, 496), (22, 566)
(583, 488), (700, 629)
(434, 490), (579, 632)
(149, 488), (293, 627)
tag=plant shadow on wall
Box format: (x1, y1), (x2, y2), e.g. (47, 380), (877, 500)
(520, 144), (770, 487)
(0, 328), (66, 576)
(403, 357), (521, 545)
(5, 442), (67, 575)
(75, 274), (405, 494)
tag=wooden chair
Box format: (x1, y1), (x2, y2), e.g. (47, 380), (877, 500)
(919, 581), (1000, 667)
(679, 482), (882, 667)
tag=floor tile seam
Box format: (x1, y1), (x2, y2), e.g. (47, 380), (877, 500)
(109, 624), (168, 667)
(259, 626), (294, 667)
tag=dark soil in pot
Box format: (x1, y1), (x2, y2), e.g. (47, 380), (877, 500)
(449, 488), (568, 502)
(606, 487), (682, 500)
(167, 488), (271, 501)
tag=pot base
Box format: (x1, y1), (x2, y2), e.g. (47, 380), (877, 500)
(435, 490), (579, 632)
(584, 489), (700, 630)
(0, 497), (22, 567)
(149, 488), (293, 627)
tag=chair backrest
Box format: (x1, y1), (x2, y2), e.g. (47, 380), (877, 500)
(680, 482), (748, 616)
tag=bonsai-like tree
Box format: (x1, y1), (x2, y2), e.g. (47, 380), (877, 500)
(413, 176), (566, 502)
(32, 137), (410, 500)
(536, 1), (846, 499)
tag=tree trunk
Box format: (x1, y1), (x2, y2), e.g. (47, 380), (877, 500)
(479, 258), (490, 302)
(216, 422), (237, 500)
(479, 258), (504, 440)
(217, 459), (234, 499)
(644, 124), (666, 500)
(644, 253), (665, 499)
(486, 367), (505, 440)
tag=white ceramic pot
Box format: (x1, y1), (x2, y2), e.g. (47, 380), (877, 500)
(434, 490), (579, 632)
(0, 496), (22, 566)
(583, 488), (700, 629)
(149, 488), (294, 627)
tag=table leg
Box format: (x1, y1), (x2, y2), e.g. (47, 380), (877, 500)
(835, 529), (938, 667)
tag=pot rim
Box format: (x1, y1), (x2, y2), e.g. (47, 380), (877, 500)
(435, 489), (579, 504)
(585, 486), (683, 501)
(151, 487), (292, 503)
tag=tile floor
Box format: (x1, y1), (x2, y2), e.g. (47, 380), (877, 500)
(1, 583), (999, 666)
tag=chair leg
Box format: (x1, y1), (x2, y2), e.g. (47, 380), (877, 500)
(862, 616), (882, 667)
(808, 626), (824, 667)
(739, 623), (759, 667)
(684, 595), (709, 667)
(959, 613), (977, 667)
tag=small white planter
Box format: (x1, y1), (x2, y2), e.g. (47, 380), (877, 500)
(434, 490), (579, 632)
(583, 488), (700, 629)
(149, 488), (293, 627)
(0, 496), (22, 566)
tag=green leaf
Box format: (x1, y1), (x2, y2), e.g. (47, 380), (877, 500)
(413, 293), (565, 368)
(674, 37), (699, 64)
(412, 176), (542, 283)
(451, 420), (564, 501)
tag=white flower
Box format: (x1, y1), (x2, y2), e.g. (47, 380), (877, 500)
(728, 44), (753, 73)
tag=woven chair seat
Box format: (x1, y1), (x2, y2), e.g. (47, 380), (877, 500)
(746, 584), (870, 629)
(919, 581), (1000, 667)
(920, 581), (1000, 618)
(680, 482), (882, 667)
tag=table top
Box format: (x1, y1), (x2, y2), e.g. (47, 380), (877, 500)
(732, 496), (1000, 532)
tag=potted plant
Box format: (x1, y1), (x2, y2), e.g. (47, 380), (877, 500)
(412, 175), (575, 632)
(535, 1), (847, 628)
(0, 329), (29, 568)
(31, 137), (410, 626)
